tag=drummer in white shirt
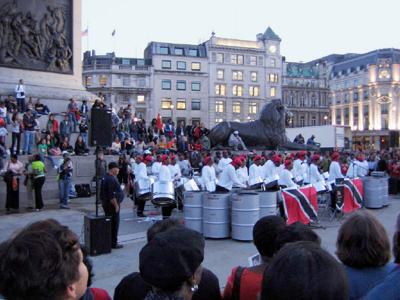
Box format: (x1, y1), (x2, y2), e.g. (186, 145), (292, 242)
(236, 156), (249, 186)
(216, 157), (246, 192)
(134, 156), (153, 217)
(249, 155), (263, 187)
(157, 155), (177, 218)
(278, 159), (298, 188)
(309, 154), (324, 184)
(217, 150), (232, 172)
(201, 156), (217, 192)
(347, 153), (369, 178)
(169, 154), (184, 210)
(262, 154), (282, 184)
(151, 155), (162, 177)
(328, 152), (344, 182)
(293, 151), (309, 184)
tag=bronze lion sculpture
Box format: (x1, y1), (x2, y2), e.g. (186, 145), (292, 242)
(208, 99), (317, 150)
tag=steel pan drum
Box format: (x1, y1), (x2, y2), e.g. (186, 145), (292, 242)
(152, 181), (175, 207)
(135, 178), (152, 198)
(183, 179), (200, 191)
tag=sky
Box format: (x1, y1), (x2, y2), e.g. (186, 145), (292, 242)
(82, 0), (400, 62)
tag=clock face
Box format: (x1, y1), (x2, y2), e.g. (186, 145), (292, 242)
(269, 45), (277, 54)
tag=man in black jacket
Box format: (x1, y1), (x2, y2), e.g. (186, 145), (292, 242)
(100, 162), (124, 249)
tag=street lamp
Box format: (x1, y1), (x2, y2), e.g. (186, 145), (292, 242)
(170, 104), (174, 122)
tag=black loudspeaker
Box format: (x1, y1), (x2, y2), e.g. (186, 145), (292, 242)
(389, 131), (399, 148)
(90, 108), (112, 147)
(84, 215), (112, 256)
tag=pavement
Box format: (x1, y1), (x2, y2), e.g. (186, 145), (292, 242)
(1, 194), (400, 298)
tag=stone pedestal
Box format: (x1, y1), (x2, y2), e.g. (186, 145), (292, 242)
(0, 0), (94, 112)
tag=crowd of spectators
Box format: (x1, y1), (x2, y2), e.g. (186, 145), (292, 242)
(0, 211), (399, 300)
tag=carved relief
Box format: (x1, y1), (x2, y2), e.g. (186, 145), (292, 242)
(0, 0), (73, 74)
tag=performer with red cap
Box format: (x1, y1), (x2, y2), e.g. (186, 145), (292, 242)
(169, 154), (184, 210)
(151, 155), (162, 177)
(134, 155), (153, 217)
(309, 154), (324, 184)
(236, 157), (249, 186)
(328, 152), (344, 182)
(216, 157), (246, 192)
(261, 154), (282, 184)
(278, 159), (298, 188)
(201, 156), (217, 192)
(347, 153), (369, 178)
(292, 151), (309, 184)
(249, 155), (263, 187)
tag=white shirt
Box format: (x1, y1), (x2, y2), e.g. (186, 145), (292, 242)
(158, 164), (172, 182)
(262, 160), (279, 182)
(278, 169), (298, 188)
(168, 163), (181, 180)
(201, 165), (217, 190)
(15, 84), (25, 99)
(347, 160), (369, 178)
(328, 161), (344, 181)
(249, 164), (263, 185)
(218, 157), (232, 172)
(151, 161), (162, 176)
(134, 162), (148, 181)
(309, 163), (324, 184)
(218, 164), (246, 190)
(0, 106), (6, 118)
(236, 166), (249, 186)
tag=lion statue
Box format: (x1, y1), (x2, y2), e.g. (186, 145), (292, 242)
(208, 99), (316, 150)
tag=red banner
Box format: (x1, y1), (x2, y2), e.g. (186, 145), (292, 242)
(282, 186), (318, 225)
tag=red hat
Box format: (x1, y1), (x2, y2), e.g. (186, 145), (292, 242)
(204, 156), (212, 165)
(272, 155), (282, 164)
(289, 152), (296, 159)
(161, 154), (169, 162)
(170, 154), (176, 160)
(253, 155), (262, 162)
(284, 159), (292, 168)
(357, 153), (365, 161)
(232, 157), (243, 167)
(0, 118), (4, 127)
(194, 144), (202, 151)
(136, 156), (143, 162)
(331, 152), (339, 160)
(145, 156), (153, 162)
(298, 151), (307, 158)
(311, 154), (320, 161)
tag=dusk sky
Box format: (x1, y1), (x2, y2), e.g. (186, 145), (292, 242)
(82, 0), (400, 62)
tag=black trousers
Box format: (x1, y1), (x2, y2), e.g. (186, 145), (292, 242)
(11, 133), (21, 154)
(216, 185), (230, 193)
(33, 177), (45, 209)
(102, 202), (120, 247)
(6, 178), (19, 210)
(161, 203), (176, 218)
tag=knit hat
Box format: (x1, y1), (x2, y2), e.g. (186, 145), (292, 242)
(232, 157), (243, 167)
(204, 156), (213, 165)
(139, 228), (205, 291)
(311, 154), (320, 162)
(145, 156), (153, 162)
(284, 159), (292, 168)
(253, 155), (262, 162)
(272, 155), (282, 164)
(331, 152), (340, 161)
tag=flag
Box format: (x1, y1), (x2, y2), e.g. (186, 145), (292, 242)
(81, 28), (88, 37)
(282, 186), (318, 225)
(111, 29), (116, 37)
(341, 178), (363, 214)
(156, 113), (163, 130)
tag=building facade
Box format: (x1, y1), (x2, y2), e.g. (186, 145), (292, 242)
(82, 51), (153, 120)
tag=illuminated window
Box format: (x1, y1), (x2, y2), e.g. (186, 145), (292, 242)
(137, 95), (145, 103)
(191, 62), (201, 71)
(177, 80), (186, 90)
(232, 71), (243, 81)
(161, 99), (172, 109)
(216, 53), (224, 63)
(191, 82), (201, 91)
(162, 60), (171, 69)
(250, 56), (257, 66)
(177, 61), (186, 70)
(191, 99), (201, 110)
(249, 86), (260, 97)
(215, 100), (224, 113)
(232, 102), (241, 113)
(250, 72), (258, 82)
(99, 75), (108, 86)
(215, 118), (223, 124)
(232, 85), (243, 96)
(161, 80), (171, 90)
(270, 87), (276, 97)
(85, 76), (92, 87)
(249, 102), (258, 114)
(215, 84), (226, 96)
(269, 74), (279, 83)
(176, 99), (186, 110)
(231, 54), (244, 65)
(217, 69), (224, 80)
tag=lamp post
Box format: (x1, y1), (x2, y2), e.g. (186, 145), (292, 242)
(170, 104), (174, 123)
(324, 115), (328, 125)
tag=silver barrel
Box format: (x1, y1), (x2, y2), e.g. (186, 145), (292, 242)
(231, 192), (260, 241)
(203, 192), (230, 238)
(184, 191), (205, 233)
(258, 191), (278, 217)
(362, 177), (385, 208)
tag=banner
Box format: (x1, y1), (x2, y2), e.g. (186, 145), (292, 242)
(282, 185), (318, 225)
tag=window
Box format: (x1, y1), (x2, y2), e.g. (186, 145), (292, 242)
(363, 89), (369, 100)
(177, 80), (186, 90)
(311, 116), (317, 126)
(215, 100), (224, 113)
(161, 99), (172, 109)
(344, 108), (349, 125)
(269, 74), (279, 83)
(174, 48), (184, 55)
(300, 116), (305, 127)
(191, 99), (201, 110)
(162, 60), (171, 69)
(232, 71), (243, 81)
(122, 75), (130, 86)
(122, 59), (130, 65)
(191, 62), (201, 71)
(216, 53), (224, 63)
(137, 95), (145, 103)
(270, 87), (276, 97)
(300, 96), (305, 107)
(188, 49), (198, 56)
(232, 85), (243, 96)
(270, 58), (276, 68)
(249, 102), (258, 114)
(231, 54), (244, 65)
(176, 99), (186, 110)
(311, 95), (317, 107)
(353, 92), (359, 101)
(217, 69), (224, 80)
(250, 56), (257, 66)
(191, 82), (201, 91)
(381, 103), (389, 114)
(161, 80), (171, 90)
(177, 61), (186, 70)
(215, 84), (226, 96)
(353, 107), (359, 126)
(249, 86), (260, 97)
(250, 72), (258, 82)
(232, 102), (241, 113)
(344, 93), (349, 103)
(215, 118), (223, 124)
(99, 75), (108, 86)
(85, 76), (92, 87)
(336, 109), (341, 125)
(159, 46), (169, 54)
